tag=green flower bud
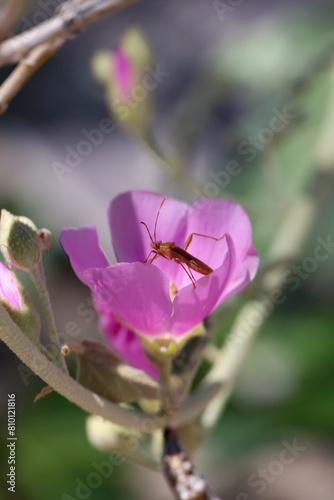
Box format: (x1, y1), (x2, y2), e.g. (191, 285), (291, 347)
(86, 415), (142, 453)
(91, 27), (154, 134)
(0, 210), (52, 272)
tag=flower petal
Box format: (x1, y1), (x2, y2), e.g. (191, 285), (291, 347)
(97, 305), (158, 379)
(84, 262), (173, 336)
(187, 199), (254, 272)
(60, 227), (109, 285)
(0, 261), (21, 311)
(108, 190), (190, 285)
(113, 48), (133, 99)
(168, 235), (236, 334)
(223, 244), (259, 299)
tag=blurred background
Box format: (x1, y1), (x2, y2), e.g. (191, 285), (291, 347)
(0, 0), (334, 499)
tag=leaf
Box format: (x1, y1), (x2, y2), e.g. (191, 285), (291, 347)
(74, 340), (160, 404)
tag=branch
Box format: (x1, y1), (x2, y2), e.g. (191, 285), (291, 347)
(0, 0), (141, 66)
(0, 38), (63, 114)
(0, 0), (141, 111)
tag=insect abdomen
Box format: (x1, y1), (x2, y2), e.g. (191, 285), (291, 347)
(171, 246), (213, 275)
(188, 258), (213, 275)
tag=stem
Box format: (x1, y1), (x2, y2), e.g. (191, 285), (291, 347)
(0, 304), (160, 430)
(30, 261), (68, 373)
(0, 39), (64, 114)
(159, 361), (171, 386)
(140, 131), (200, 192)
(173, 382), (223, 427)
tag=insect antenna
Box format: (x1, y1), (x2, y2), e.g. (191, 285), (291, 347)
(154, 197), (166, 241)
(140, 221), (154, 243)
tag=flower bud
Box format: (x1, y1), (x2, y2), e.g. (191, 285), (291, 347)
(86, 415), (142, 453)
(0, 210), (52, 272)
(91, 27), (153, 133)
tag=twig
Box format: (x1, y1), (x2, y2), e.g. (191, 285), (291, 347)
(0, 0), (141, 67)
(30, 260), (68, 373)
(0, 38), (63, 114)
(0, 0), (142, 112)
(173, 382), (223, 427)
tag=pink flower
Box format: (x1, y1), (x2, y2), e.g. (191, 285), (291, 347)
(60, 191), (259, 378)
(0, 261), (22, 311)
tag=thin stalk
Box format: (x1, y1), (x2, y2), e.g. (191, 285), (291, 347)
(159, 361), (171, 386)
(30, 261), (68, 373)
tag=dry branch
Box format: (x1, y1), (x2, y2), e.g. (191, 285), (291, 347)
(0, 0), (141, 112)
(0, 38), (63, 114)
(0, 0), (140, 66)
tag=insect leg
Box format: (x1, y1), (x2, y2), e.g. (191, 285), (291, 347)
(150, 251), (174, 264)
(142, 250), (160, 263)
(183, 232), (226, 252)
(176, 259), (197, 288)
(143, 250), (173, 264)
(149, 251), (162, 264)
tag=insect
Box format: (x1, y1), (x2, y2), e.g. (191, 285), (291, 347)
(140, 198), (226, 288)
